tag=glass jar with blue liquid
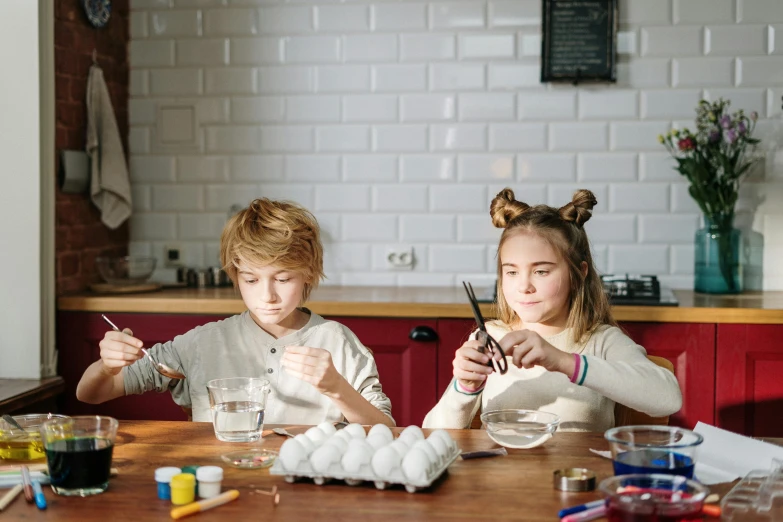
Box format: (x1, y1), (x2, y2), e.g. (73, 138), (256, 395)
(604, 426), (704, 479)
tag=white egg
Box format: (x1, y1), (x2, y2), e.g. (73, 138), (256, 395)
(323, 435), (348, 455)
(294, 433), (316, 454)
(347, 438), (373, 452)
(411, 440), (438, 469)
(279, 439), (305, 471)
(310, 444), (340, 473)
(334, 429), (354, 444)
(341, 445), (373, 473)
(427, 434), (449, 461)
(306, 426), (328, 445)
(401, 448), (430, 483)
(343, 423), (366, 439)
(367, 423), (394, 443)
(399, 425), (425, 444)
(388, 439), (410, 459)
(429, 429), (456, 452)
(318, 421), (338, 437)
(371, 445), (401, 479)
(365, 434), (388, 451)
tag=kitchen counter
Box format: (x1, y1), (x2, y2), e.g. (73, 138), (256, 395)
(56, 286), (783, 324)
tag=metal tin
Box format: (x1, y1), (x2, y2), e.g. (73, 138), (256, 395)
(553, 468), (596, 492)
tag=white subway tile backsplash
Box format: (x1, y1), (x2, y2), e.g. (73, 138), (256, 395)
(230, 155), (284, 181)
(675, 0), (734, 24)
(341, 273), (398, 286)
(431, 3), (485, 29)
(641, 27), (702, 57)
(487, 63), (540, 89)
(673, 58), (735, 87)
(550, 123), (608, 151)
(609, 245), (669, 273)
(231, 38), (282, 64)
(737, 57), (783, 87)
(400, 215), (456, 241)
(130, 70), (148, 96)
(153, 185), (204, 211)
(260, 126), (314, 151)
(178, 39), (228, 65)
(610, 183), (669, 212)
(315, 5), (369, 32)
(230, 97), (285, 123)
(197, 98), (230, 124)
(129, 128), (150, 154)
(640, 153), (679, 181)
(372, 4), (427, 31)
(517, 153), (576, 181)
(400, 155), (456, 182)
(259, 6), (314, 34)
(739, 0), (783, 22)
(517, 32), (541, 57)
(548, 184), (608, 208)
(620, 0), (672, 24)
(617, 31), (637, 56)
(178, 213), (231, 240)
(205, 68), (257, 94)
(517, 92), (576, 120)
(703, 88), (766, 116)
(578, 90), (639, 120)
(578, 153), (638, 182)
(489, 0), (539, 27)
(317, 65), (370, 93)
(398, 273), (456, 286)
(130, 12), (148, 39)
(433, 125), (487, 151)
(204, 9), (258, 36)
(285, 155), (341, 181)
(150, 10), (201, 37)
(401, 34), (456, 61)
(459, 215), (502, 242)
(284, 36), (341, 63)
(130, 156), (176, 183)
(178, 156), (230, 182)
(207, 126), (260, 152)
(257, 184), (314, 208)
(610, 121), (669, 151)
(373, 125), (429, 151)
(459, 34), (515, 59)
(373, 65), (427, 92)
(489, 123), (545, 151)
(316, 125), (370, 151)
(323, 244), (370, 271)
(430, 64), (485, 91)
(459, 93), (515, 121)
(206, 184), (258, 210)
(706, 25), (766, 56)
(401, 94), (456, 122)
(770, 25), (783, 55)
(130, 214), (178, 241)
(132, 185), (151, 212)
(458, 154), (514, 181)
(315, 184), (370, 211)
(641, 90), (701, 119)
(258, 66), (315, 93)
(487, 183), (546, 205)
(344, 155), (398, 182)
(671, 245), (694, 275)
(343, 95), (397, 123)
(150, 69), (202, 96)
(671, 183), (702, 213)
(130, 41), (175, 67)
(584, 215), (637, 243)
(430, 185), (487, 212)
(344, 35), (398, 63)
(342, 214), (397, 241)
(372, 185), (428, 212)
(430, 245), (486, 272)
(129, 99), (156, 125)
(616, 59), (672, 88)
(286, 96), (340, 122)
(639, 214), (699, 243)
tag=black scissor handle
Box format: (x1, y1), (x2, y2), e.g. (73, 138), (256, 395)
(477, 331), (508, 375)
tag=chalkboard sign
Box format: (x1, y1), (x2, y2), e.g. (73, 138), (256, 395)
(541, 0), (617, 84)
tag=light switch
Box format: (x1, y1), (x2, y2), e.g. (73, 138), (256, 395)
(154, 104), (200, 152)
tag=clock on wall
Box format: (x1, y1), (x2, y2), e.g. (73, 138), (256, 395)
(82, 0), (112, 29)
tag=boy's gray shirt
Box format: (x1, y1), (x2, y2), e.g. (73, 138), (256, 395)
(122, 310), (393, 424)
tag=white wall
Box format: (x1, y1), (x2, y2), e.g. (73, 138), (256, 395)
(0, 1), (42, 377)
(128, 0), (783, 290)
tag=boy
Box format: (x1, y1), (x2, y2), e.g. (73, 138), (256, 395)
(77, 198), (394, 426)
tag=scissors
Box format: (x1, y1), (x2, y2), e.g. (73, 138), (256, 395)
(462, 281), (508, 375)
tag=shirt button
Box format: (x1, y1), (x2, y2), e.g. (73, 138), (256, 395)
(270, 348), (276, 354)
(267, 368), (273, 374)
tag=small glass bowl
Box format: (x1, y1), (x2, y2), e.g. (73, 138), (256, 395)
(0, 413), (69, 460)
(95, 256), (157, 285)
(480, 409), (560, 449)
(604, 425), (703, 478)
(221, 449), (278, 469)
(599, 474), (709, 520)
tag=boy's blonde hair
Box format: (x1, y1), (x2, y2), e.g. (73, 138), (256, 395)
(220, 198), (325, 302)
(489, 188), (616, 344)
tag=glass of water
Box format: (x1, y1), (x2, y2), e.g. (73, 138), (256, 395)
(206, 378), (270, 442)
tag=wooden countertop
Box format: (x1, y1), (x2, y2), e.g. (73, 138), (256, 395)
(0, 377), (65, 414)
(57, 286), (783, 324)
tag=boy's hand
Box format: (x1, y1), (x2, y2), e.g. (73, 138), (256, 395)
(282, 346), (345, 396)
(98, 328), (144, 376)
(497, 330), (573, 375)
(453, 339), (493, 392)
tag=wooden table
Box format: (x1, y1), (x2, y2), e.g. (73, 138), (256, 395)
(0, 421), (630, 521)
(0, 377), (64, 415)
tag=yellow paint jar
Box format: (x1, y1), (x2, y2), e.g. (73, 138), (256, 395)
(170, 473), (196, 505)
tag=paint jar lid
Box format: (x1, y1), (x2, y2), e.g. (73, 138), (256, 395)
(170, 473), (196, 488)
(181, 465), (199, 475)
(154, 467), (182, 483)
(196, 466), (223, 482)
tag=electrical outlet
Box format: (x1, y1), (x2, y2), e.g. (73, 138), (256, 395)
(385, 246), (415, 271)
(164, 243), (184, 268)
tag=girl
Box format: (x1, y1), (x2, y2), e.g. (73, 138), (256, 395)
(423, 188), (682, 432)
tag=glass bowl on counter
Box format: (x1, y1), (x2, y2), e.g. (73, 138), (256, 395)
(604, 425), (704, 479)
(0, 413), (69, 460)
(96, 255), (156, 285)
(480, 409), (560, 449)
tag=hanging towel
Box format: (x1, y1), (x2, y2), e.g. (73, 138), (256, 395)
(86, 64), (132, 229)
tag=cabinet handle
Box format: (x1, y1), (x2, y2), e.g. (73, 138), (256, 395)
(409, 325), (438, 342)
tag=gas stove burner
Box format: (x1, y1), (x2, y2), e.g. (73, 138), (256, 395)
(601, 274), (678, 306)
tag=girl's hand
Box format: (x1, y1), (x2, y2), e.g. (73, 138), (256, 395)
(98, 328), (144, 376)
(498, 330), (573, 375)
(452, 339), (493, 392)
(282, 346), (346, 396)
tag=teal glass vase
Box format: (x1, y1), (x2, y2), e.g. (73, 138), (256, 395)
(694, 214), (742, 294)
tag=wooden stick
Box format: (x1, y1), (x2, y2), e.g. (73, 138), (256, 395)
(0, 484), (23, 511)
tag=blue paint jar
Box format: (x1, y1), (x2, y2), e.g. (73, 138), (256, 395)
(154, 467), (182, 500)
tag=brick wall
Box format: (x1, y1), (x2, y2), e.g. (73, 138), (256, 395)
(55, 0), (130, 295)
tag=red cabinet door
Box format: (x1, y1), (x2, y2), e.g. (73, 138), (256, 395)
(57, 312), (227, 421)
(716, 324), (783, 437)
(326, 317), (438, 427)
(618, 323), (716, 429)
(436, 319), (478, 396)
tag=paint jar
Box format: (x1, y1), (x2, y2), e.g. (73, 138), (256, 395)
(181, 465), (200, 497)
(196, 466), (223, 499)
(154, 467), (181, 500)
(170, 473), (196, 506)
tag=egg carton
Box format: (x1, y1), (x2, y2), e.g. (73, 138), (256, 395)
(720, 459), (783, 521)
(270, 423), (461, 493)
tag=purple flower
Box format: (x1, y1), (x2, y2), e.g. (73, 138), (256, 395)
(709, 129), (721, 143)
(737, 121), (747, 135)
(750, 111), (759, 121)
(725, 129), (737, 144)
(720, 115), (731, 129)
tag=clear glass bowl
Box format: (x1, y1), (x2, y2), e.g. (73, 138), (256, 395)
(96, 256), (156, 285)
(0, 413), (69, 460)
(480, 409), (559, 449)
(599, 474), (709, 520)
(604, 425), (704, 479)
